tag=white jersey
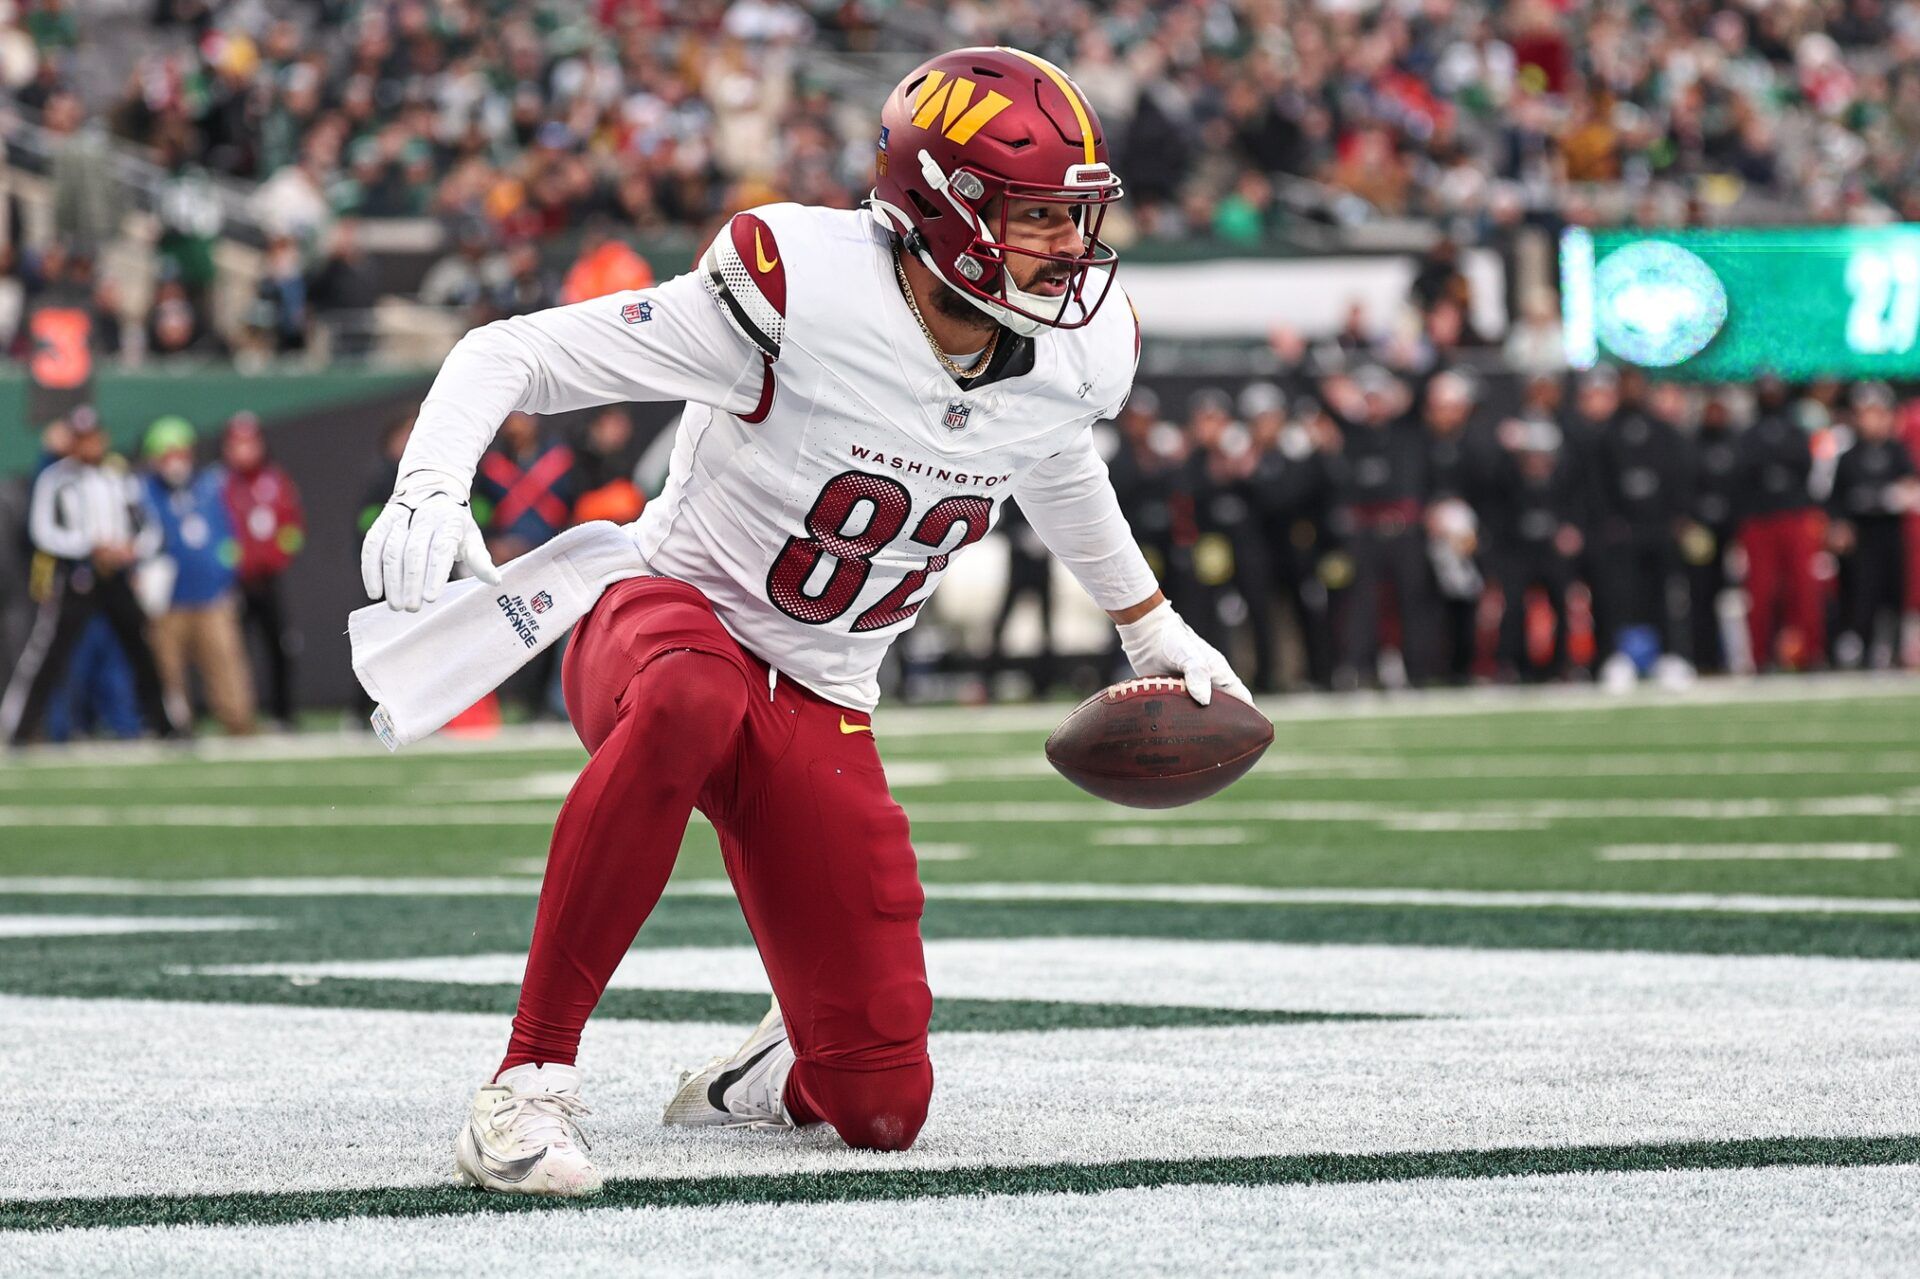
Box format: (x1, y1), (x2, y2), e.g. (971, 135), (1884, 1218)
(400, 202), (1156, 710)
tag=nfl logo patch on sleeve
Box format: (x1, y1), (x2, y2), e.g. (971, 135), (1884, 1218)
(621, 301), (653, 325)
(943, 401), (973, 432)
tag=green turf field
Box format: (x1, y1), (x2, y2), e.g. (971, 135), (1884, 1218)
(4, 676), (1918, 1275)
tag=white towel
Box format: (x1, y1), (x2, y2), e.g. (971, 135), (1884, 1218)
(349, 520), (649, 749)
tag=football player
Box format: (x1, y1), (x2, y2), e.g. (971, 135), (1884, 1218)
(361, 46), (1249, 1196)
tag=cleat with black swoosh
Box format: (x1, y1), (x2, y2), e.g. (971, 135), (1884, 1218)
(662, 998), (796, 1130)
(455, 1062), (602, 1196)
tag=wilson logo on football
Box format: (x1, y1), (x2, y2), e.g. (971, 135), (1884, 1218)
(911, 71), (1012, 144)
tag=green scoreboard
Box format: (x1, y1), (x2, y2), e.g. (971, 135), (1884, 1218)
(1561, 225), (1920, 380)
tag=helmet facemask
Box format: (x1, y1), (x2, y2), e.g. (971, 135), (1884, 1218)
(908, 151), (1123, 337)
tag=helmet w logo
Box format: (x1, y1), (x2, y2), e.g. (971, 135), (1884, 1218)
(911, 71), (1012, 145)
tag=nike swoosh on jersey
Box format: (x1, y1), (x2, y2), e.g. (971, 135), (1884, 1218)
(839, 716), (873, 735)
(707, 1043), (781, 1111)
(469, 1124), (546, 1183)
(754, 229), (778, 273)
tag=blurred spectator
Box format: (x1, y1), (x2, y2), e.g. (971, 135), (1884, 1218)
(1257, 389), (1343, 690)
(146, 279), (228, 359)
(142, 417), (255, 735)
(475, 411), (575, 718)
(476, 411), (577, 564)
(222, 413), (306, 729)
(1828, 384), (1918, 669)
(1738, 376), (1823, 670)
(153, 142), (225, 314)
(1169, 389), (1238, 658)
(986, 499), (1056, 695)
(419, 218), (498, 313)
(1420, 372), (1489, 684)
(45, 88), (119, 256)
(1332, 366), (1438, 688)
(306, 220), (382, 355)
(1486, 416), (1584, 682)
(1594, 378), (1695, 684)
(570, 407), (645, 526)
(248, 235), (312, 355)
(559, 218), (655, 305)
(1, 407), (176, 744)
(1682, 391), (1743, 674)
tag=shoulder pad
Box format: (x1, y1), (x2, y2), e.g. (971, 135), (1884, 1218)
(702, 211), (788, 360)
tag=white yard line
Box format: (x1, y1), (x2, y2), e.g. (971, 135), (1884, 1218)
(5, 876), (1919, 916)
(185, 937), (1920, 1018)
(13, 793), (1915, 828)
(15, 1167), (1917, 1279)
(0, 915), (267, 937)
(1598, 844), (1903, 862)
(5, 963), (1917, 1199)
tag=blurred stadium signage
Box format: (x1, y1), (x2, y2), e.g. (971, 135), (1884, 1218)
(1562, 226), (1920, 379)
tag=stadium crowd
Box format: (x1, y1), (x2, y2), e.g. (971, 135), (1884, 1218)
(1103, 362), (1920, 693)
(6, 0), (1920, 738)
(6, 356), (1917, 742)
(10, 0), (1920, 349)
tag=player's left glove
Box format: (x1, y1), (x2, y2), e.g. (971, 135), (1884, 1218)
(1116, 600), (1253, 707)
(360, 468), (501, 612)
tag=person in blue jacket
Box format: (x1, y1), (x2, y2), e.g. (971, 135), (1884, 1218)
(142, 417), (257, 735)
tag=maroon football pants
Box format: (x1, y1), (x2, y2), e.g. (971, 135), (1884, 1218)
(499, 577), (933, 1151)
(1739, 510), (1824, 669)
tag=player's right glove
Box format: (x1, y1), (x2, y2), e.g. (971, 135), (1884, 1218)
(359, 469), (501, 612)
(1116, 600), (1253, 708)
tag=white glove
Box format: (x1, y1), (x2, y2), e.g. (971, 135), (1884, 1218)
(1116, 600), (1253, 707)
(359, 469), (501, 612)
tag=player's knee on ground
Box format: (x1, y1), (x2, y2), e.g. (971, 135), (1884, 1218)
(793, 1056), (933, 1152)
(789, 973), (932, 1150)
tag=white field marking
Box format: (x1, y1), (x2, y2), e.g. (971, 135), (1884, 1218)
(15, 793), (1915, 829)
(0, 915), (266, 938)
(18, 1167), (1920, 1279)
(1379, 812), (1550, 831)
(7, 965), (1919, 1198)
(0, 672), (1912, 770)
(9, 876), (1920, 916)
(915, 842), (974, 861)
(0, 876), (550, 896)
(189, 938), (1920, 1019)
(456, 751), (1920, 803)
(0, 804), (560, 827)
(1092, 827), (1249, 846)
(1598, 844), (1902, 862)
(1248, 750), (1920, 780)
(0, 764), (485, 792)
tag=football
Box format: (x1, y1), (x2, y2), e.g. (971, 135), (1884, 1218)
(1045, 677), (1275, 809)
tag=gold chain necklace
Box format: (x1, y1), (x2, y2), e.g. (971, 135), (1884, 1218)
(894, 247), (999, 381)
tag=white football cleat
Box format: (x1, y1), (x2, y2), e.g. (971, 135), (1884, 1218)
(455, 1062), (602, 1196)
(663, 998), (795, 1130)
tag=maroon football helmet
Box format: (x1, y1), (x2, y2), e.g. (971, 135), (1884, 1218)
(870, 46), (1124, 336)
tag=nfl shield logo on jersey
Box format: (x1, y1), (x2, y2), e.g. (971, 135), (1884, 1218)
(530, 591), (554, 615)
(621, 301), (653, 325)
(943, 400), (973, 432)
